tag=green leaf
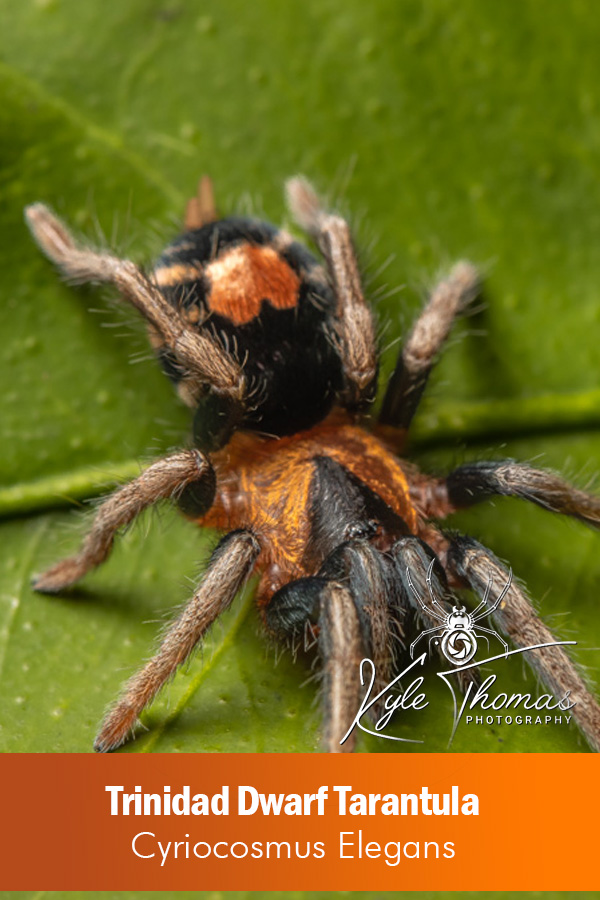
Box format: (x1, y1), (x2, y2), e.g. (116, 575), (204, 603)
(0, 0), (599, 753)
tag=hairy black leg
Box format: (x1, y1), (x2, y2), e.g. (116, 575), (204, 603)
(286, 177), (378, 410)
(265, 575), (366, 753)
(443, 460), (600, 528)
(379, 263), (479, 431)
(448, 535), (600, 752)
(95, 529), (260, 752)
(33, 450), (216, 594)
(265, 540), (397, 751)
(25, 203), (245, 413)
(389, 536), (479, 692)
(319, 541), (402, 695)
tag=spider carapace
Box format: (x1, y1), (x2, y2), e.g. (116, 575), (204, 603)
(25, 175), (600, 753)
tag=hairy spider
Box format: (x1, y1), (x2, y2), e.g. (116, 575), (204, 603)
(25, 176), (600, 753)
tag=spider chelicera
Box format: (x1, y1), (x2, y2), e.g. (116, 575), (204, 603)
(25, 176), (600, 752)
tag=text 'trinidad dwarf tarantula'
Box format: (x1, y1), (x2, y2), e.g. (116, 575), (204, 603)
(25, 176), (600, 752)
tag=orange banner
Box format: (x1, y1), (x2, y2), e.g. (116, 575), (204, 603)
(1, 753), (596, 889)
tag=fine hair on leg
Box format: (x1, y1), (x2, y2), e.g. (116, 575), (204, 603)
(319, 539), (399, 712)
(318, 581), (366, 753)
(33, 450), (215, 594)
(442, 460), (600, 528)
(286, 176), (378, 409)
(379, 262), (479, 430)
(389, 535), (480, 693)
(25, 203), (245, 410)
(265, 539), (393, 752)
(94, 528), (260, 752)
(448, 535), (600, 752)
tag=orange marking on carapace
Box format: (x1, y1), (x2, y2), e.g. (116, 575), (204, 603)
(198, 414), (418, 607)
(205, 244), (300, 325)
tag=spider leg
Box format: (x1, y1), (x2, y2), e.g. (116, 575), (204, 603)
(471, 632), (489, 655)
(286, 177), (378, 410)
(442, 460), (600, 528)
(470, 572), (494, 619)
(428, 633), (450, 655)
(94, 529), (260, 752)
(390, 536), (452, 631)
(378, 262), (479, 433)
(410, 623), (446, 658)
(319, 540), (405, 696)
(184, 175), (218, 229)
(472, 624), (509, 657)
(425, 557), (450, 618)
(389, 535), (480, 692)
(25, 203), (245, 414)
(265, 539), (395, 751)
(266, 576), (366, 753)
(447, 535), (600, 752)
(318, 581), (367, 753)
(472, 570), (512, 621)
(33, 450), (215, 594)
(406, 565), (446, 621)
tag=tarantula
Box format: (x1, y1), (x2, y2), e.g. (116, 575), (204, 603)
(25, 175), (600, 752)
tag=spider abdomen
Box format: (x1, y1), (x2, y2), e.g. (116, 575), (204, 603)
(152, 217), (345, 439)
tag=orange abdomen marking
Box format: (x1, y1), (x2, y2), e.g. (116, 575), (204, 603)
(205, 244), (301, 325)
(154, 263), (202, 287)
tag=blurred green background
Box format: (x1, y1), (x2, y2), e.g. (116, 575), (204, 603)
(0, 0), (599, 752)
